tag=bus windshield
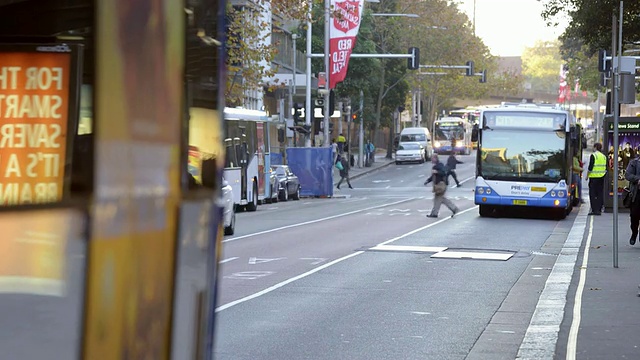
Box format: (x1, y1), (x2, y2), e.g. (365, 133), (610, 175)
(434, 122), (465, 141)
(479, 129), (566, 181)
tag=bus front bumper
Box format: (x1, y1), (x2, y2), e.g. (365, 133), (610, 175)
(475, 195), (568, 208)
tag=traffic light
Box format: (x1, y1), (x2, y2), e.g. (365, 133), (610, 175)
(407, 47), (420, 70)
(321, 90), (335, 116)
(479, 69), (487, 83)
(598, 49), (611, 72)
(465, 61), (474, 76)
(351, 113), (357, 122)
(600, 72), (607, 87)
(293, 102), (303, 125)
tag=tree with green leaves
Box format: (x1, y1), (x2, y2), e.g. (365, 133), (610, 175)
(225, 1), (310, 107)
(541, 0), (640, 55)
(521, 40), (563, 95)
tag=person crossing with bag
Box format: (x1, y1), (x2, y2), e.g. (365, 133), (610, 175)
(335, 154), (353, 190)
(426, 154), (458, 218)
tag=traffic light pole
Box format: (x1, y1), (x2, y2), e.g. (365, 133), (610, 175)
(304, 5), (312, 147)
(323, 0), (331, 147)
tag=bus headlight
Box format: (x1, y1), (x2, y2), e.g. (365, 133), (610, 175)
(550, 191), (556, 197)
(558, 191), (565, 197)
(434, 141), (441, 148)
(554, 199), (560, 206)
(477, 187), (484, 194)
(456, 140), (464, 147)
(485, 188), (492, 194)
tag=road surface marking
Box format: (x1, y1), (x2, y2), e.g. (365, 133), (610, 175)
(224, 271), (274, 280)
(370, 245), (447, 253)
(517, 202), (589, 359)
(566, 216), (594, 360)
(219, 257), (238, 264)
(223, 198), (415, 242)
(248, 257), (286, 265)
(430, 250), (513, 261)
(300, 258), (327, 265)
(216, 205), (478, 312)
(389, 209), (410, 212)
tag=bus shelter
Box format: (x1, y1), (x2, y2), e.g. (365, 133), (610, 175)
(603, 116), (640, 210)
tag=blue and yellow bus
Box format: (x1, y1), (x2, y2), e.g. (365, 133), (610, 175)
(474, 104), (582, 220)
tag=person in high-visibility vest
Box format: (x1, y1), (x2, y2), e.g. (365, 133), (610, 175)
(587, 142), (606, 215)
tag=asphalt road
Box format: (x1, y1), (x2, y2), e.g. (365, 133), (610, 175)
(215, 152), (581, 359)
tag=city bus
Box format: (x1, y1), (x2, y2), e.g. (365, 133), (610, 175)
(432, 117), (473, 155)
(475, 104), (582, 219)
(223, 107), (271, 211)
(449, 107), (482, 148)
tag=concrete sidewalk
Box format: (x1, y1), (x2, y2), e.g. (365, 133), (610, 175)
(556, 203), (640, 358)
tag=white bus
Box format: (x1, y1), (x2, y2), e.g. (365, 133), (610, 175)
(432, 117), (473, 155)
(474, 104), (583, 220)
(223, 107), (270, 211)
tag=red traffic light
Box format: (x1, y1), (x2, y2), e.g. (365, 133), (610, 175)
(351, 114), (357, 120)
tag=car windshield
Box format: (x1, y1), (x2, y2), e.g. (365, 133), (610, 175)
(273, 167), (286, 176)
(479, 129), (566, 181)
(400, 134), (426, 142)
(398, 144), (420, 150)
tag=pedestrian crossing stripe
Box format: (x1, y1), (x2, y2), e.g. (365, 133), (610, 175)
(368, 245), (514, 261)
(431, 250), (514, 261)
(369, 244), (448, 253)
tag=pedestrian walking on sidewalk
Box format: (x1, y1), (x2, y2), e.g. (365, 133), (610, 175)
(625, 156), (640, 244)
(587, 142), (606, 215)
(426, 154), (458, 218)
(446, 151), (463, 187)
(335, 154), (353, 190)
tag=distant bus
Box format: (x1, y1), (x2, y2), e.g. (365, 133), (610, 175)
(432, 117), (473, 155)
(474, 104), (583, 220)
(223, 107), (271, 211)
(448, 107), (482, 148)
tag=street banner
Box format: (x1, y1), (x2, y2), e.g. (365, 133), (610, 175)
(329, 0), (364, 89)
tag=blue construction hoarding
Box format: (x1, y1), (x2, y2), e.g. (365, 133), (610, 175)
(285, 147), (333, 197)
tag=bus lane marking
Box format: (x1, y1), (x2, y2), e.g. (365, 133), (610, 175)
(223, 198), (415, 243)
(300, 258), (327, 265)
(248, 257), (286, 265)
(224, 271), (274, 280)
(216, 206), (478, 312)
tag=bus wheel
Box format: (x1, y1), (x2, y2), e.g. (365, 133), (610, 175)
(246, 183), (258, 211)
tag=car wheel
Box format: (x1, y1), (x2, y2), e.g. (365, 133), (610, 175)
(224, 212), (235, 235)
(292, 186), (300, 200)
(246, 182), (258, 211)
(280, 185), (289, 201)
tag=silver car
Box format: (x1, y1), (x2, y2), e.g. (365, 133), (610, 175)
(395, 142), (425, 164)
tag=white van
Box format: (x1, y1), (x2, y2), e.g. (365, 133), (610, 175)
(399, 127), (433, 161)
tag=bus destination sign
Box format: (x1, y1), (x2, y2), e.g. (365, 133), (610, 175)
(487, 114), (564, 129)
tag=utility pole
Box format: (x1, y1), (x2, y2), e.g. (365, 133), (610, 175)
(358, 90), (364, 168)
(304, 6), (312, 147)
(323, 0), (331, 147)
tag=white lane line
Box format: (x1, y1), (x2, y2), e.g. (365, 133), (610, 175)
(223, 198), (415, 243)
(370, 245), (448, 253)
(566, 216), (594, 360)
(219, 257), (239, 264)
(517, 204), (589, 359)
(216, 205), (478, 312)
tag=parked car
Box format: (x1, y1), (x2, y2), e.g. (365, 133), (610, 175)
(395, 141), (425, 164)
(271, 165), (301, 201)
(221, 177), (236, 235)
(265, 168), (279, 204)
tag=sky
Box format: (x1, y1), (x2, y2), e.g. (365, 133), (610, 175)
(454, 0), (569, 57)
